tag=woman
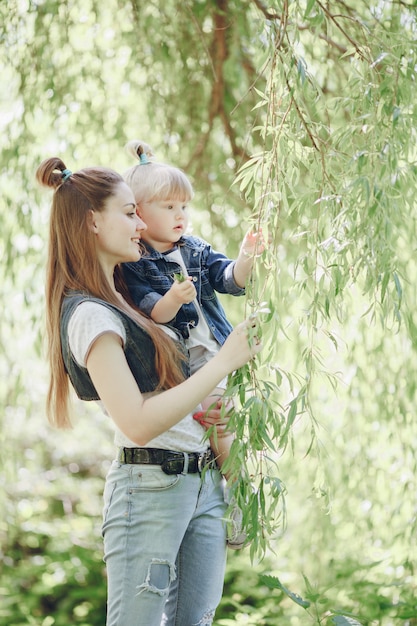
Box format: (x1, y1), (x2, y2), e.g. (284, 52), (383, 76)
(37, 158), (262, 626)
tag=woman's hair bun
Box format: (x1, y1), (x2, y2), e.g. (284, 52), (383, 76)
(36, 157), (69, 189)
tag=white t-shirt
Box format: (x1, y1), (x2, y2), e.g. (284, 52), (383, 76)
(165, 248), (227, 388)
(68, 301), (207, 452)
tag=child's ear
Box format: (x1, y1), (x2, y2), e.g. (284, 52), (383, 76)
(88, 210), (99, 233)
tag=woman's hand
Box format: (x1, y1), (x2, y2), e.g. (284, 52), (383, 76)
(216, 318), (262, 373)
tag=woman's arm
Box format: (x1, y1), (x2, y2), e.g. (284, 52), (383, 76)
(86, 319), (261, 446)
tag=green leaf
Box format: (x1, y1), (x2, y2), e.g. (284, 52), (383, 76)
(393, 271), (402, 307)
(304, 0), (316, 18)
(330, 616), (364, 626)
(259, 575), (311, 609)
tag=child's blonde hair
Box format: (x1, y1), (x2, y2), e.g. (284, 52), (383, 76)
(124, 139), (194, 205)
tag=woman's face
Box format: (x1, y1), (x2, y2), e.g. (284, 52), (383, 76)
(92, 182), (147, 267)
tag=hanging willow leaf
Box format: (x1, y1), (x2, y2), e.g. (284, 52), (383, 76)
(259, 575), (311, 609)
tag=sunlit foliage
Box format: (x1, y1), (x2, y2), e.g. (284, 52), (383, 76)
(1, 1), (417, 624)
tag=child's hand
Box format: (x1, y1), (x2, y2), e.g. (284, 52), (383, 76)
(170, 274), (196, 304)
(241, 229), (266, 258)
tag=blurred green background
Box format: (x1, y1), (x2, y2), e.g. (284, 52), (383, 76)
(1, 1), (417, 624)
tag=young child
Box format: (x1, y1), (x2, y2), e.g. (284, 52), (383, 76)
(122, 139), (264, 547)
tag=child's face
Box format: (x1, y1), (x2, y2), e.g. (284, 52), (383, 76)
(137, 198), (190, 252)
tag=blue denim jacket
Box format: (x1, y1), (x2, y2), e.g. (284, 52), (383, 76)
(60, 292), (189, 401)
(123, 236), (245, 344)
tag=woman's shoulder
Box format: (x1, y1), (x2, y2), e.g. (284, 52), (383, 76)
(67, 300), (127, 368)
(63, 292), (123, 317)
(62, 294), (126, 334)
(69, 300), (126, 334)
(62, 291), (104, 312)
(72, 299), (119, 316)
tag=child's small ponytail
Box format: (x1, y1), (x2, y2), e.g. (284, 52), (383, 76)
(125, 139), (154, 164)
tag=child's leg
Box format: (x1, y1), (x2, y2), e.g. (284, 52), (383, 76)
(194, 392), (248, 550)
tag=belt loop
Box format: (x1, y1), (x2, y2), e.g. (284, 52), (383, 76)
(181, 452), (189, 475)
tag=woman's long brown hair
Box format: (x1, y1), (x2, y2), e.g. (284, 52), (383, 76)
(37, 157), (185, 428)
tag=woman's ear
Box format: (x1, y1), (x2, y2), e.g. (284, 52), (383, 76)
(88, 210), (99, 233)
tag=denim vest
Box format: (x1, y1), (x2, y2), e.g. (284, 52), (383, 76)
(123, 235), (245, 344)
(60, 292), (189, 401)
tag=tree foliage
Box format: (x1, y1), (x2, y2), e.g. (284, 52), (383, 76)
(1, 0), (417, 624)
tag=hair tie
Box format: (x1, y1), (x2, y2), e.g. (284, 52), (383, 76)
(139, 153), (149, 165)
(62, 168), (72, 181)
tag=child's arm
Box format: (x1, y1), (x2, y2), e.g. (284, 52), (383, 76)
(150, 276), (196, 323)
(232, 230), (266, 288)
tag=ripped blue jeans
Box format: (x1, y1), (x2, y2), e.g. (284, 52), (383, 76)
(102, 459), (227, 626)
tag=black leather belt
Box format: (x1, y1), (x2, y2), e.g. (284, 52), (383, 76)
(118, 447), (216, 475)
